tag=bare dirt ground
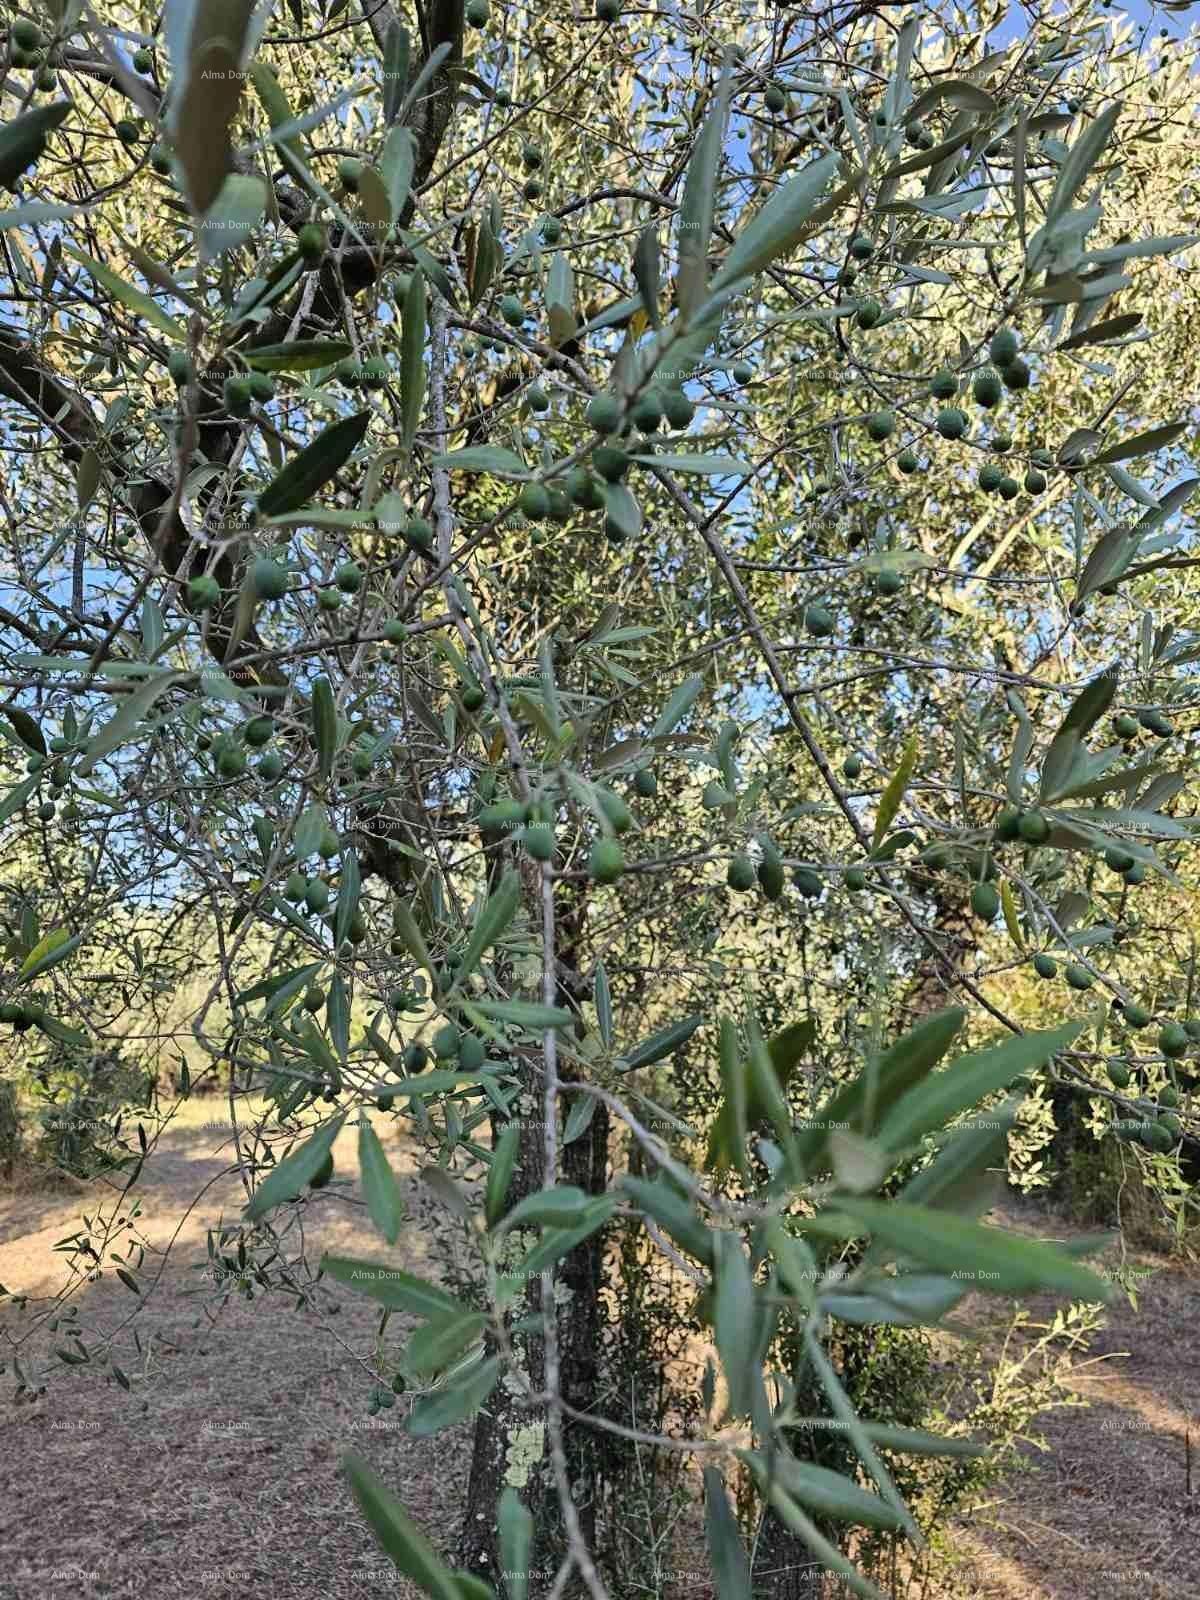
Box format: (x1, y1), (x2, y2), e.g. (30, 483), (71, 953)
(1, 1111), (1196, 1600)
(0, 1106), (466, 1600)
(938, 1200), (1199, 1600)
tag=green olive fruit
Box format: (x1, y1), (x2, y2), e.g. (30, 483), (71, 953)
(1017, 810), (1049, 844)
(527, 385), (550, 412)
(499, 293), (524, 326)
(334, 561), (362, 593)
(930, 368), (958, 400)
(592, 446), (629, 483)
(1033, 952), (1058, 980)
(855, 298), (882, 329)
(1064, 963), (1094, 991)
(304, 878), (330, 913)
(358, 357), (389, 390)
(663, 390), (695, 429)
(865, 409), (894, 441)
(224, 376), (253, 415)
(633, 768), (657, 798)
(459, 1033), (486, 1071)
(586, 394), (622, 434)
(540, 216), (561, 243)
(727, 855), (756, 892)
(258, 751), (283, 782)
(1104, 846), (1134, 873)
(188, 574), (220, 610)
(167, 349), (193, 386)
(897, 448), (919, 474)
(1124, 862), (1147, 885)
(116, 119), (141, 145)
(597, 789), (633, 833)
(522, 821), (555, 861)
(566, 466), (604, 510)
(12, 19), (43, 49)
(631, 390), (664, 432)
(848, 232), (874, 261)
(804, 604), (834, 638)
(973, 369), (1002, 408)
(793, 866), (823, 899)
(590, 838), (625, 883)
(297, 222), (325, 263)
(845, 866), (867, 892)
(993, 806), (1022, 842)
(1159, 1023), (1189, 1058)
(757, 851), (785, 902)
(988, 327), (1019, 365)
(1001, 357), (1031, 391)
(1122, 1003), (1151, 1029)
(251, 557), (288, 601)
(337, 156), (363, 190)
(935, 407), (968, 440)
(876, 568), (903, 596)
(1106, 1059), (1131, 1089)
(970, 882), (1000, 921)
(403, 1042), (429, 1074)
(405, 515), (434, 551)
(462, 684), (485, 713)
(244, 716), (275, 747)
(842, 754), (862, 780)
(997, 475), (1020, 501)
(433, 1024), (459, 1059)
(1113, 714), (1140, 740)
(318, 588), (342, 612)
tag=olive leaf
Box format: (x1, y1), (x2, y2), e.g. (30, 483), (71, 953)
(257, 411), (371, 517)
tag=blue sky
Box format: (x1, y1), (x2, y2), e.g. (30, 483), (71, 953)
(989, 0), (1198, 43)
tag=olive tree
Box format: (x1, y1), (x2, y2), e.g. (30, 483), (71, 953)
(2, 2), (1199, 1597)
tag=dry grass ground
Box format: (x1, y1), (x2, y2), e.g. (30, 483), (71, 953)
(935, 1200), (1200, 1600)
(1, 1108), (1196, 1600)
(0, 1103), (467, 1600)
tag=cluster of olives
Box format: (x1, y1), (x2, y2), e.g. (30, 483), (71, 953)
(9, 17), (56, 86)
(1114, 708), (1174, 740)
(477, 784), (638, 881)
(861, 328), (1039, 487)
(21, 736), (78, 823)
(0, 1000), (46, 1031)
